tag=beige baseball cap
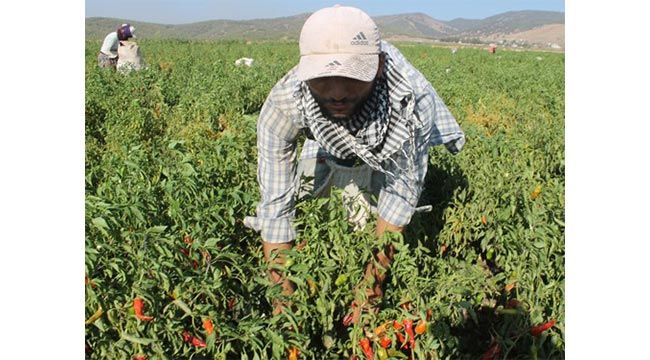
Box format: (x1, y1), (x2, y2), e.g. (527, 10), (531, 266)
(297, 5), (381, 82)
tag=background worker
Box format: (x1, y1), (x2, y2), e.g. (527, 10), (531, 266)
(97, 23), (136, 69)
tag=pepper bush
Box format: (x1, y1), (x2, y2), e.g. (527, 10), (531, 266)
(85, 40), (564, 359)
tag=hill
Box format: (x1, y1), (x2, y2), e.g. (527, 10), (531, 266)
(86, 10), (564, 49)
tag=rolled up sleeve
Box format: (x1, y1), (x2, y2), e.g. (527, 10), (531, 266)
(428, 86), (465, 154)
(378, 136), (430, 226)
(243, 95), (299, 243)
(377, 84), (463, 227)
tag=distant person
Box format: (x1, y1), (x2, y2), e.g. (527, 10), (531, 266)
(116, 25), (146, 73)
(244, 5), (465, 323)
(97, 24), (139, 70)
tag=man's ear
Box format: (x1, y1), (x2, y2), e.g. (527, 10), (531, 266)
(376, 53), (386, 79)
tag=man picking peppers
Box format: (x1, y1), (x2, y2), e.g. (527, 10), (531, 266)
(244, 5), (465, 323)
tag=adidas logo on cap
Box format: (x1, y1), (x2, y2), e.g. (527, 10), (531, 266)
(326, 60), (342, 67)
(350, 32), (369, 45)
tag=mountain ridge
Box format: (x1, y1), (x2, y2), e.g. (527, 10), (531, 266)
(86, 10), (564, 49)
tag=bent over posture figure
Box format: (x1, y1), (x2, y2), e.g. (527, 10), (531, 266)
(98, 24), (136, 69)
(244, 5), (465, 323)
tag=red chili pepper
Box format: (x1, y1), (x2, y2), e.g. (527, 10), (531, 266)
(191, 336), (207, 348)
(179, 248), (190, 257)
(396, 332), (408, 350)
(202, 318), (214, 335)
(403, 319), (416, 349)
(227, 297), (237, 311)
(133, 297), (153, 321)
(181, 330), (192, 342)
(481, 342), (501, 360)
(343, 301), (362, 327)
(133, 355), (148, 360)
(181, 330), (206, 348)
(426, 308), (433, 321)
(342, 312), (354, 327)
(393, 320), (403, 331)
(359, 338), (373, 359)
(379, 336), (392, 349)
(530, 319), (556, 336)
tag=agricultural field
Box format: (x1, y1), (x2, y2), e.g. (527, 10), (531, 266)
(85, 39), (564, 359)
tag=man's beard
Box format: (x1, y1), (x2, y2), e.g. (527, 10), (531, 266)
(310, 89), (373, 120)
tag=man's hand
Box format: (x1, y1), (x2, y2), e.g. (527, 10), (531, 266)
(346, 217), (403, 325)
(262, 240), (295, 315)
(373, 216), (402, 288)
(376, 216), (404, 237)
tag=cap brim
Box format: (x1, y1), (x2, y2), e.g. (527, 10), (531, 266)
(297, 53), (378, 82)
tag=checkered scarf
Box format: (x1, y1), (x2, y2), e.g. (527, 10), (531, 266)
(295, 56), (415, 173)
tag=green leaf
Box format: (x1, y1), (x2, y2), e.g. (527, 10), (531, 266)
(91, 217), (108, 229)
(130, 206), (145, 223)
(93, 318), (107, 332)
(148, 225), (167, 233)
(168, 140), (183, 149)
(121, 333), (155, 345)
(173, 299), (193, 316)
(124, 160), (139, 169)
(533, 241), (545, 249)
(204, 237), (218, 248)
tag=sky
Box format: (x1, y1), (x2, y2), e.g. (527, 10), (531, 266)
(85, 0), (565, 24)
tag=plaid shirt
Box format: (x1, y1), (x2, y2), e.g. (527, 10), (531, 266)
(244, 41), (465, 243)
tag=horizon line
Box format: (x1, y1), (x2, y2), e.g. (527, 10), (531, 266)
(85, 8), (565, 26)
